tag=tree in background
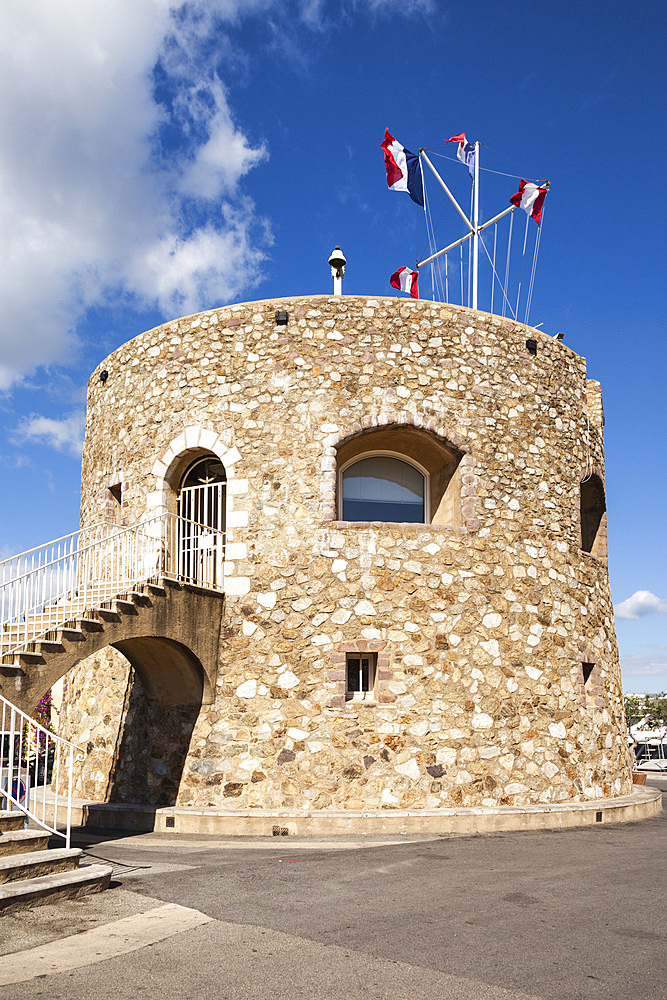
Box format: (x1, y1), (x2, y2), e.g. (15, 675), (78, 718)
(624, 693), (667, 730)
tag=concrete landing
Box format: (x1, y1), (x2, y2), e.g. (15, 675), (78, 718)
(57, 786), (661, 838)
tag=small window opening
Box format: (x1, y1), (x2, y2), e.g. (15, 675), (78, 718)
(346, 653), (376, 701)
(108, 483), (122, 525)
(580, 474), (607, 557)
(582, 662), (595, 686)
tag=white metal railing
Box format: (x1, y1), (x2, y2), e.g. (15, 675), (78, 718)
(1, 513), (226, 659)
(0, 693), (82, 848)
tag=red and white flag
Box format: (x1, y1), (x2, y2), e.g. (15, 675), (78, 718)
(390, 266), (419, 299)
(447, 132), (475, 178)
(510, 180), (548, 225)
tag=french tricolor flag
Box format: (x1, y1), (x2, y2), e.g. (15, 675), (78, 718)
(381, 129), (424, 207)
(390, 266), (419, 299)
(447, 132), (475, 179)
(510, 180), (548, 225)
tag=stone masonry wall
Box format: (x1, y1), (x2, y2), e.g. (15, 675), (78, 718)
(58, 296), (632, 809)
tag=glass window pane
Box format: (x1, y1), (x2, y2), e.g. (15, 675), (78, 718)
(342, 457), (424, 523)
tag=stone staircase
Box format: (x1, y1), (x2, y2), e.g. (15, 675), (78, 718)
(1, 582), (166, 673)
(0, 809), (112, 914)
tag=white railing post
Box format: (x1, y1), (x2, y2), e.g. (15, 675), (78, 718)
(1, 511), (227, 839)
(66, 744), (74, 850)
(1, 511), (226, 661)
(0, 692), (84, 847)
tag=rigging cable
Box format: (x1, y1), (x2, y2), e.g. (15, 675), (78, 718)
(426, 149), (542, 183)
(490, 221), (497, 315)
(502, 209), (514, 317)
(479, 232), (516, 319)
(422, 177), (445, 302)
(467, 183), (473, 307)
(473, 142), (548, 184)
(514, 212), (530, 319)
(525, 201), (545, 324)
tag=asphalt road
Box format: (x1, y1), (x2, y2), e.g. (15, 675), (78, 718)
(1, 779), (665, 1000)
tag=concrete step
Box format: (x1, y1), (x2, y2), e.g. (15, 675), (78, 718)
(68, 617), (104, 633)
(55, 626), (86, 641)
(0, 863), (113, 913)
(95, 606), (121, 623)
(0, 829), (49, 857)
(112, 599), (138, 614)
(0, 811), (24, 833)
(0, 847), (82, 885)
(0, 657), (23, 671)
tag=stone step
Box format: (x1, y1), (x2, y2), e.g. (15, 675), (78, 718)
(0, 656), (23, 671)
(55, 625), (86, 641)
(0, 847), (82, 885)
(95, 606), (121, 623)
(2, 586), (165, 658)
(0, 811), (24, 833)
(0, 863), (113, 914)
(68, 617), (104, 633)
(10, 648), (43, 663)
(112, 598), (138, 614)
(0, 829), (49, 857)
(35, 638), (66, 654)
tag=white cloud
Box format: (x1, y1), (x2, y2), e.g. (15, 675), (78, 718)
(364, 0), (435, 11)
(0, 0), (270, 390)
(0, 0), (437, 391)
(178, 80), (267, 200)
(621, 648), (667, 678)
(615, 590), (667, 620)
(13, 412), (85, 458)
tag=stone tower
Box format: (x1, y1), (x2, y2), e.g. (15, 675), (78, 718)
(58, 295), (633, 812)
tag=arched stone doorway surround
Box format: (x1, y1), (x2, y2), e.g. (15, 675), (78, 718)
(148, 425), (250, 595)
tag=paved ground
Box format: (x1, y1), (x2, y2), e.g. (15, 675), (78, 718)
(0, 778), (665, 1000)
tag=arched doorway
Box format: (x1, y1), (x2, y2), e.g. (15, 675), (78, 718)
(177, 455), (226, 587)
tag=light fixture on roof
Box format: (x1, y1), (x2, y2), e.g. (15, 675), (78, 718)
(328, 246), (346, 296)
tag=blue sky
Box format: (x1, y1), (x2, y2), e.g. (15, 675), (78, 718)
(0, 0), (665, 691)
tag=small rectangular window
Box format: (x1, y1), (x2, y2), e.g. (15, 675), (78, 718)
(346, 653), (376, 701)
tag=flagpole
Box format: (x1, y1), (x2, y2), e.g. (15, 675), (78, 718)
(419, 151), (473, 231)
(472, 141), (480, 311)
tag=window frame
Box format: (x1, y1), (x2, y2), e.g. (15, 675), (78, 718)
(338, 450), (430, 524)
(345, 652), (378, 702)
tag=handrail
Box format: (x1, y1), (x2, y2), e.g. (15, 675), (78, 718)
(0, 522), (113, 571)
(1, 512), (226, 659)
(0, 512), (227, 846)
(1, 692), (84, 848)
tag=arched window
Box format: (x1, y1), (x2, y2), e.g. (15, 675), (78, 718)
(336, 425), (463, 526)
(341, 454), (426, 523)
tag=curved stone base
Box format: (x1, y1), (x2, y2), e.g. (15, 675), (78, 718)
(61, 787), (661, 838)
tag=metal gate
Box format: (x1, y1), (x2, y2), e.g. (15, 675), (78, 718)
(177, 482), (226, 588)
